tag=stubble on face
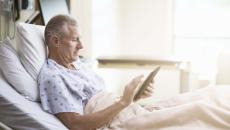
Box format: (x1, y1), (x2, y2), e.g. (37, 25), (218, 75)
(58, 25), (81, 63)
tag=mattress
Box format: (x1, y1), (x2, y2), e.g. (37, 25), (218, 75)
(0, 73), (68, 130)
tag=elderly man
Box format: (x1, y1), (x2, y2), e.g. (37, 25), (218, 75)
(38, 15), (154, 130)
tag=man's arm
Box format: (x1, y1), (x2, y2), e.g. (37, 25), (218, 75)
(55, 75), (143, 130)
(56, 100), (125, 130)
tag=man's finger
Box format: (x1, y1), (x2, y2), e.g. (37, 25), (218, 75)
(143, 91), (153, 97)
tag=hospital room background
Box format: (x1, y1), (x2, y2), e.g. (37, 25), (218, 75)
(1, 0), (230, 105)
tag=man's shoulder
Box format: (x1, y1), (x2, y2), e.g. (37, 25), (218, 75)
(38, 60), (60, 81)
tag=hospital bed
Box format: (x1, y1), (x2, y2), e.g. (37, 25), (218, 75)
(0, 73), (68, 130)
(0, 22), (229, 130)
(0, 23), (68, 130)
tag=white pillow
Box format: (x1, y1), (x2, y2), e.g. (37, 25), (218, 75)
(0, 38), (39, 101)
(16, 23), (47, 80)
(0, 73), (68, 130)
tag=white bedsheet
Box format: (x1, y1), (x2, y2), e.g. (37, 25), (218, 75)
(85, 86), (230, 130)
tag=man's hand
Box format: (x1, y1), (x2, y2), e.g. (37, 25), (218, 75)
(137, 80), (154, 100)
(134, 78), (155, 101)
(119, 75), (143, 107)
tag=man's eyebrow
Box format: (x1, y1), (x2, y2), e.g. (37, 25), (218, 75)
(72, 37), (78, 39)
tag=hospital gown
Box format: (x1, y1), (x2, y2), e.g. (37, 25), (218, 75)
(38, 59), (105, 115)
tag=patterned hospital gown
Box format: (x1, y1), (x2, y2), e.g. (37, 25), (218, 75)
(38, 59), (105, 115)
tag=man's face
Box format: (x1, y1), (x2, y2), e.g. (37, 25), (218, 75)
(57, 25), (83, 63)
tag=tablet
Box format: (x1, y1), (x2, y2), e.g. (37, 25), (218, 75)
(134, 66), (160, 100)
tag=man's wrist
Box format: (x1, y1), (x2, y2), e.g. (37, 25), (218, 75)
(117, 100), (128, 108)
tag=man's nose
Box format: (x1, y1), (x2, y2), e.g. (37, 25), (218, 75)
(77, 41), (83, 49)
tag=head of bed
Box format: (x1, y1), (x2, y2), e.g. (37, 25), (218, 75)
(0, 23), (68, 130)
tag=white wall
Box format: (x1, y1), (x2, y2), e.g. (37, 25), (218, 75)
(91, 0), (121, 59)
(71, 0), (174, 59)
(119, 0), (174, 57)
(71, 0), (93, 59)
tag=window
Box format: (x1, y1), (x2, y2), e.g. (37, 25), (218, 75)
(174, 0), (230, 81)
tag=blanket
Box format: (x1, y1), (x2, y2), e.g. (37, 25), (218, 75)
(85, 86), (230, 130)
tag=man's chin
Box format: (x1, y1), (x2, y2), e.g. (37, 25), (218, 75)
(72, 56), (79, 62)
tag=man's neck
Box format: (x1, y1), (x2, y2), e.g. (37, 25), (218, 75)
(48, 53), (75, 69)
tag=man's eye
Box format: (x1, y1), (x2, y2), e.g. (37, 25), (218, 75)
(72, 38), (78, 41)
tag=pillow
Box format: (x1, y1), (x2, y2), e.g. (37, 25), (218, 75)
(0, 38), (39, 101)
(0, 73), (68, 130)
(16, 23), (47, 80)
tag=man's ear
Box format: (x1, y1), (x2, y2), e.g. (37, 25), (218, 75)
(50, 35), (60, 48)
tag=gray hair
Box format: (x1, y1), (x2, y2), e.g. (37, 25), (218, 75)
(44, 14), (77, 45)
